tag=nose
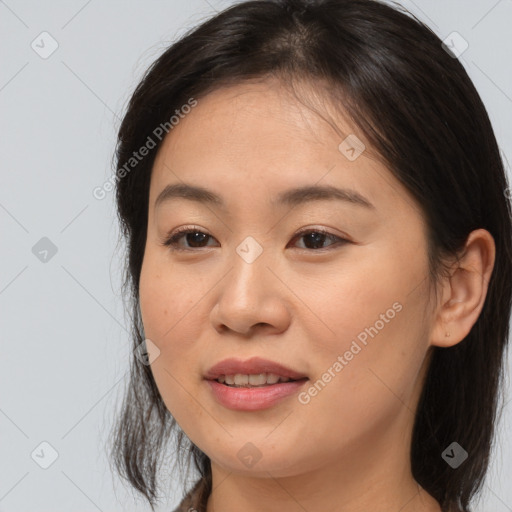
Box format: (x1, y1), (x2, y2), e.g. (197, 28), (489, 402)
(210, 245), (292, 336)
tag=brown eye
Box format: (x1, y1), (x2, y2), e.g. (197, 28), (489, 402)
(161, 226), (348, 252)
(162, 228), (218, 250)
(290, 229), (348, 250)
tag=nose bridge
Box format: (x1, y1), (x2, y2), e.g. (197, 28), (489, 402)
(211, 233), (288, 334)
(235, 234), (266, 267)
(226, 234), (271, 302)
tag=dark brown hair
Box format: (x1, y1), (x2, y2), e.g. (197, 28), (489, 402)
(107, 1), (512, 511)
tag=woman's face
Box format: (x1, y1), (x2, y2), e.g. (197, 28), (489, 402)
(139, 79), (436, 478)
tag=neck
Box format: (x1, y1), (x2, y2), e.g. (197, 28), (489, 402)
(206, 466), (440, 512)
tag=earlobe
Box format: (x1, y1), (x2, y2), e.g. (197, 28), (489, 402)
(430, 229), (496, 348)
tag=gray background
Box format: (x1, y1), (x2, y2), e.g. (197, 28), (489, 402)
(0, 0), (511, 510)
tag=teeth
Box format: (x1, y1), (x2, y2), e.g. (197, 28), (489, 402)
(266, 373), (280, 384)
(248, 373), (267, 386)
(217, 373), (293, 387)
(234, 374), (249, 386)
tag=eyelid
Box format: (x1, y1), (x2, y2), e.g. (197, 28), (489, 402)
(160, 225), (350, 251)
(159, 225), (218, 250)
(289, 226), (349, 251)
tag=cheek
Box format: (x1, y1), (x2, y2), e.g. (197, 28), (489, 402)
(138, 254), (210, 422)
(293, 307), (427, 459)
(139, 254), (204, 344)
(302, 247), (430, 420)
(304, 264), (408, 360)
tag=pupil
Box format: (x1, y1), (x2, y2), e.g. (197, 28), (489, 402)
(187, 232), (208, 247)
(183, 232), (328, 249)
(305, 232), (326, 249)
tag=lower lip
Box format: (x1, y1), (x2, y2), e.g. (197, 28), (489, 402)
(206, 379), (308, 411)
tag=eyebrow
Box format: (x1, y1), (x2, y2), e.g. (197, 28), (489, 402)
(154, 182), (375, 210)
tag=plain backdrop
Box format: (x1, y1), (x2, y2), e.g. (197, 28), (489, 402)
(1, 0), (511, 510)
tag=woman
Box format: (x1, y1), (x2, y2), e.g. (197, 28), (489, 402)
(107, 1), (512, 511)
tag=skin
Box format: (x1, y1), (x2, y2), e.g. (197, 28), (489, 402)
(138, 78), (495, 512)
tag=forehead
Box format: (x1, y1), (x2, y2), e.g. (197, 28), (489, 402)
(169, 78), (359, 147)
(151, 80), (360, 178)
(148, 79), (419, 220)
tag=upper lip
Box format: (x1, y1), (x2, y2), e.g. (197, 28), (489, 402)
(204, 357), (308, 381)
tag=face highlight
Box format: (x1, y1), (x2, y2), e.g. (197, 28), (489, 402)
(138, 79), (436, 482)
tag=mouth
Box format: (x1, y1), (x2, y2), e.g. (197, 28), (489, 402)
(204, 356), (309, 384)
(204, 363), (309, 411)
(204, 357), (309, 410)
(212, 373), (308, 388)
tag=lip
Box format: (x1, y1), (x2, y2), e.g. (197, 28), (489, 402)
(204, 356), (308, 381)
(206, 379), (308, 411)
(204, 357), (309, 411)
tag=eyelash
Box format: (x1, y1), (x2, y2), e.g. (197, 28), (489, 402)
(160, 225), (349, 252)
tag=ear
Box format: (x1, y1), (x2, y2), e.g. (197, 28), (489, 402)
(430, 229), (496, 348)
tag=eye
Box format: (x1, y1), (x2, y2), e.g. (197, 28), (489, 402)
(160, 226), (348, 252)
(160, 226), (219, 251)
(288, 227), (348, 250)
